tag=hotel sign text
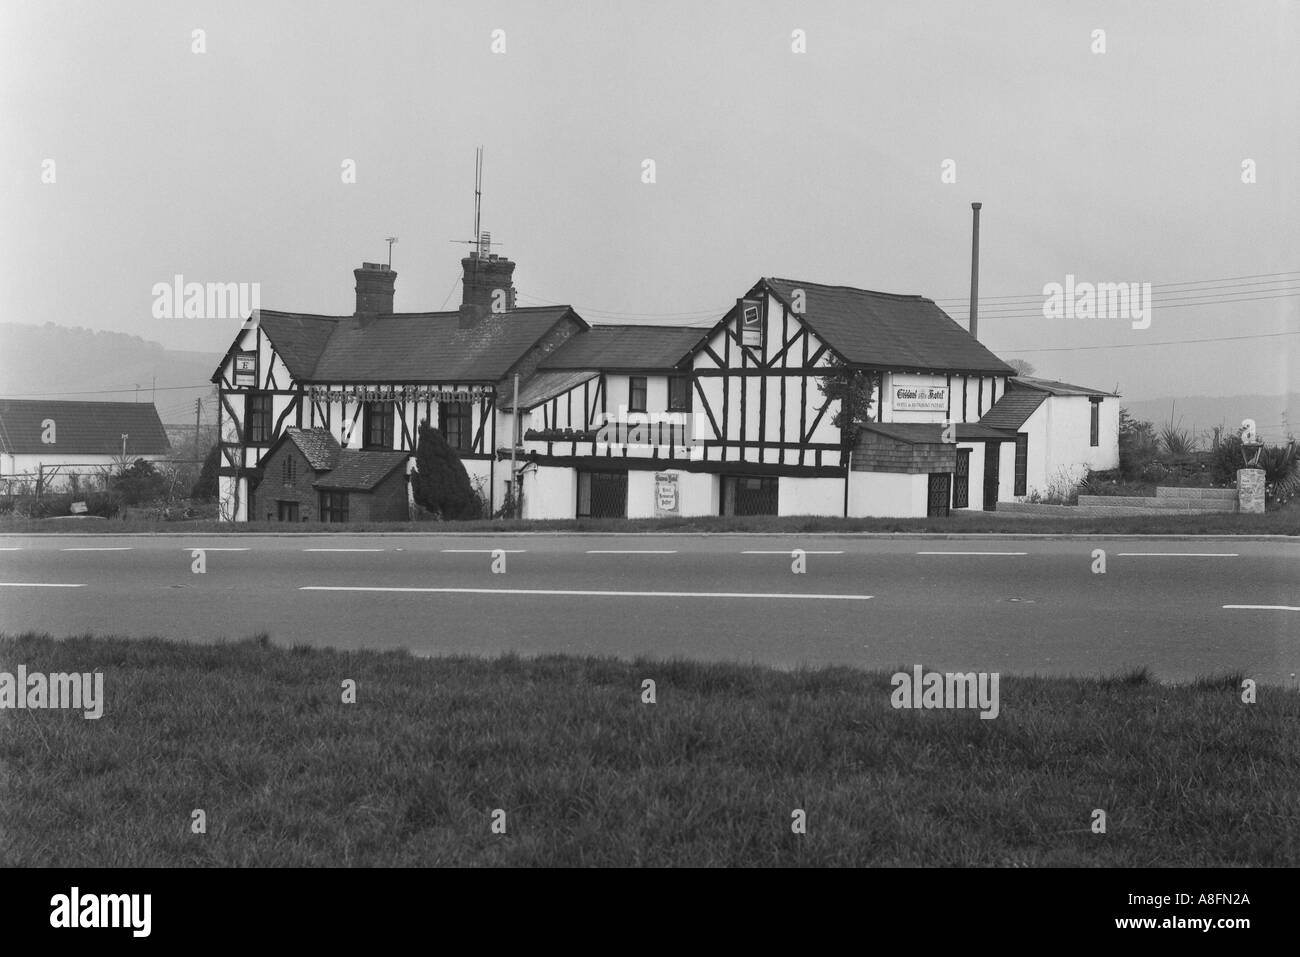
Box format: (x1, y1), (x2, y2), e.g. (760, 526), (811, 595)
(892, 385), (948, 412)
(307, 385), (490, 404)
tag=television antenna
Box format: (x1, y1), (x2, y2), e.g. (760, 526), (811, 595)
(385, 237), (398, 269)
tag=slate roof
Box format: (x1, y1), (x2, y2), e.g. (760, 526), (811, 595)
(226, 306), (584, 384)
(856, 423), (946, 445)
(762, 279), (1016, 375)
(502, 370), (600, 412)
(538, 325), (706, 372)
(0, 400), (171, 456)
(312, 450), (408, 491)
(282, 427), (340, 471)
(1011, 376), (1117, 398)
(978, 390), (1048, 430)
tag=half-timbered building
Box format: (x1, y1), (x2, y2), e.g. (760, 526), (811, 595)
(212, 248), (1119, 522)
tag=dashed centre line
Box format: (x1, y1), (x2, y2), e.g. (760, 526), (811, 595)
(742, 550), (844, 555)
(916, 551), (1027, 556)
(61, 547), (132, 552)
(0, 582), (86, 588)
(441, 549), (527, 553)
(1223, 604), (1300, 612)
(301, 585), (872, 601)
(586, 549), (678, 554)
(181, 547), (251, 552)
(1120, 552), (1239, 557)
(303, 548), (386, 552)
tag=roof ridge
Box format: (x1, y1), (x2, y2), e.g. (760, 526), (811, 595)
(766, 277), (931, 301)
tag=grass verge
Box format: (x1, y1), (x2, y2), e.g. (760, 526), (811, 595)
(2, 634), (1296, 866)
(1, 510), (1297, 536)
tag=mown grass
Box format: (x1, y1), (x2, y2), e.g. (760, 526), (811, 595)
(2, 634), (1297, 867)
(1, 509), (1296, 536)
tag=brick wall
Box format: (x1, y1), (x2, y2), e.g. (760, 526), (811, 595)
(251, 441), (319, 522)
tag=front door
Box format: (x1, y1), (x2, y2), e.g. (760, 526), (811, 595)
(983, 444), (1000, 511)
(927, 473), (952, 517)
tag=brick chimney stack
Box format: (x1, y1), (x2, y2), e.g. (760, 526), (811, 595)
(460, 246), (516, 319)
(354, 262), (396, 323)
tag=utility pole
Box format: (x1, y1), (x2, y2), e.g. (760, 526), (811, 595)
(194, 398), (202, 453)
(969, 202), (982, 341)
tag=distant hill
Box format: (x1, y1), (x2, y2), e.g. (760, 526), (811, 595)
(1119, 393), (1297, 445)
(0, 323), (222, 426)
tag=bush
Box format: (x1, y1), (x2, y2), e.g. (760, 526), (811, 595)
(27, 492), (119, 519)
(191, 443), (220, 500)
(1118, 408), (1158, 480)
(113, 458), (166, 506)
(410, 420), (481, 520)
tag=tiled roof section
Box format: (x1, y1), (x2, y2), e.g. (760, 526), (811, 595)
(763, 278), (1016, 375)
(312, 450), (408, 491)
(503, 370), (599, 412)
(309, 307), (580, 382)
(955, 423), (1016, 441)
(856, 422), (945, 445)
(1011, 376), (1117, 398)
(258, 312), (341, 380)
(284, 427), (340, 471)
(852, 426), (957, 474)
(977, 389), (1048, 430)
(0, 400), (171, 455)
(538, 325), (705, 371)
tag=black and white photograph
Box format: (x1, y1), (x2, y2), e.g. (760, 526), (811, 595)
(0, 0), (1295, 935)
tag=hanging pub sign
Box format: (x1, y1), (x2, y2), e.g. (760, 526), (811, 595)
(892, 384), (948, 412)
(737, 298), (764, 348)
(653, 472), (680, 517)
(233, 352), (257, 387)
(306, 385), (490, 404)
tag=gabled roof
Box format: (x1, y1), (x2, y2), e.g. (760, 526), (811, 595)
(0, 400), (171, 456)
(281, 427), (340, 471)
(979, 390), (1048, 430)
(538, 324), (706, 372)
(220, 307), (586, 384)
(1011, 376), (1117, 398)
(762, 278), (1016, 376)
(312, 450), (408, 491)
(503, 370), (599, 412)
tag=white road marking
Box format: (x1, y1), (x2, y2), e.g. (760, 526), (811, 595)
(0, 582), (87, 588)
(742, 550), (844, 555)
(441, 549), (527, 553)
(301, 586), (872, 601)
(181, 547), (251, 552)
(1223, 604), (1300, 612)
(1120, 552), (1239, 557)
(61, 547), (132, 551)
(0, 547), (23, 551)
(585, 549), (678, 554)
(303, 548), (385, 552)
(916, 551), (1027, 556)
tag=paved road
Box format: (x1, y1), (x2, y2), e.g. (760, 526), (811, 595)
(0, 534), (1296, 683)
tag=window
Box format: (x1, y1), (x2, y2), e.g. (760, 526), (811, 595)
(438, 400), (474, 453)
(319, 491), (349, 523)
(721, 475), (778, 516)
(668, 375), (692, 412)
(629, 376), (647, 413)
(246, 394), (272, 444)
(1014, 434), (1028, 495)
(276, 500), (299, 522)
(577, 470), (628, 518)
(365, 402), (394, 450)
(282, 456), (296, 486)
(1089, 399), (1100, 447)
(953, 448), (971, 508)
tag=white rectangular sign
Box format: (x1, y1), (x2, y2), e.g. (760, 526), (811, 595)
(892, 385), (948, 412)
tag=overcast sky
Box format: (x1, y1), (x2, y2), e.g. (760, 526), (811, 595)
(3, 0), (1296, 408)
